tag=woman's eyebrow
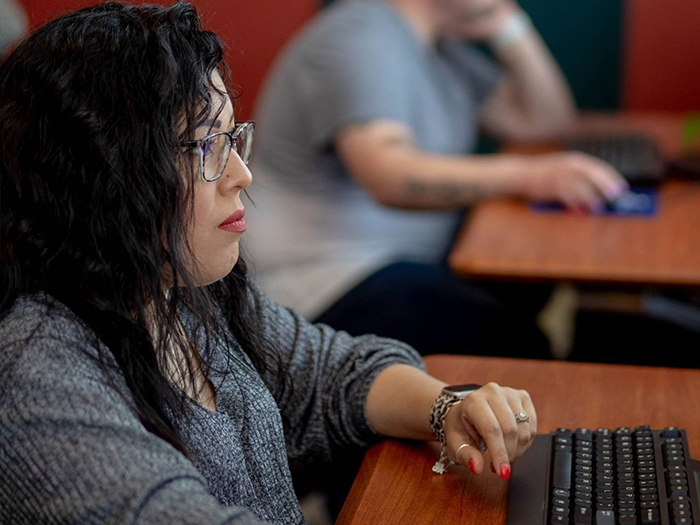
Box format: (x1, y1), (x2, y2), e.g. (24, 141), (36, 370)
(199, 118), (222, 130)
(199, 113), (234, 133)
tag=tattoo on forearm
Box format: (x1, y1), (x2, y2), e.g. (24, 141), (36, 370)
(405, 176), (487, 205)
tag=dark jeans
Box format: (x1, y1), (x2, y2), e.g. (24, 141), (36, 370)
(314, 261), (552, 359)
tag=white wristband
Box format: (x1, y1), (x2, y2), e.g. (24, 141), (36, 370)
(490, 11), (533, 50)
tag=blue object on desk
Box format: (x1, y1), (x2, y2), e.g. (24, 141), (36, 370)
(532, 188), (658, 216)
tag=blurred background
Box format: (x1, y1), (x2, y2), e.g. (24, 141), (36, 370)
(9, 0), (700, 118)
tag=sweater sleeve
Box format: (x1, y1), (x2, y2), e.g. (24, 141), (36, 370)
(249, 282), (426, 464)
(0, 299), (268, 525)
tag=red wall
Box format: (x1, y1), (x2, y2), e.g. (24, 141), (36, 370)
(623, 0), (700, 112)
(17, 0), (319, 119)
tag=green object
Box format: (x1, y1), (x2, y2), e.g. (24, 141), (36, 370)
(682, 113), (700, 152)
(516, 0), (623, 110)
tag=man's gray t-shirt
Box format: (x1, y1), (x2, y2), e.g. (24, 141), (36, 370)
(246, 0), (501, 318)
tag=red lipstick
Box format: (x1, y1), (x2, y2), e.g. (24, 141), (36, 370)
(218, 209), (246, 233)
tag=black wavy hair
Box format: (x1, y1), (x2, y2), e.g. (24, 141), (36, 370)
(0, 2), (285, 454)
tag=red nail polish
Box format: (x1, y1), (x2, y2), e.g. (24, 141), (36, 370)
(500, 464), (511, 480)
(469, 460), (478, 476)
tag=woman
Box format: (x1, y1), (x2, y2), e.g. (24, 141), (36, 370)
(0, 3), (536, 523)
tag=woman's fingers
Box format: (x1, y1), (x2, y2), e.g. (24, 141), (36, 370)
(445, 384), (538, 479)
(454, 440), (482, 476)
(462, 383), (514, 478)
(487, 394), (520, 463)
(521, 390), (538, 436)
(508, 406), (533, 463)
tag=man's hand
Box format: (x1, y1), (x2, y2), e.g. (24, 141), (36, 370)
(517, 152), (629, 212)
(443, 382), (537, 478)
(443, 0), (519, 41)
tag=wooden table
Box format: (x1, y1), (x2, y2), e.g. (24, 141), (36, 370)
(337, 355), (700, 525)
(449, 113), (700, 287)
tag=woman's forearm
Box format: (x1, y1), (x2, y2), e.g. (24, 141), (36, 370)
(364, 364), (445, 441)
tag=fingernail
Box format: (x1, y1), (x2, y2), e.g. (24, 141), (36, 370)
(469, 460), (478, 476)
(499, 464), (511, 480)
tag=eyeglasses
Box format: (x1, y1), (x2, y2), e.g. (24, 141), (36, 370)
(180, 121), (255, 182)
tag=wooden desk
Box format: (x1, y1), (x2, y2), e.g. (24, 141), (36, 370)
(337, 355), (700, 525)
(449, 113), (700, 287)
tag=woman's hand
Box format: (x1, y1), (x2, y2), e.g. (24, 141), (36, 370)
(442, 382), (537, 479)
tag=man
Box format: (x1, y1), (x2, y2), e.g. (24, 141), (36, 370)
(245, 0), (626, 357)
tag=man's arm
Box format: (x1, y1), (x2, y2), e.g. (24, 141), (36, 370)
(441, 0), (576, 141)
(478, 4), (577, 141)
(335, 120), (627, 211)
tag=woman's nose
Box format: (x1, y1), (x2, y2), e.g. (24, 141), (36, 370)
(219, 152), (253, 192)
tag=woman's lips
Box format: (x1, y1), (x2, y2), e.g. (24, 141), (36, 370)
(218, 209), (246, 233)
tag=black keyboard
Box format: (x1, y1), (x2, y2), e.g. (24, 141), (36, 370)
(507, 426), (700, 525)
(567, 134), (665, 186)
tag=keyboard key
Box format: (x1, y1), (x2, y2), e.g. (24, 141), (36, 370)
(573, 504), (592, 525)
(551, 505), (568, 517)
(671, 501), (691, 512)
(670, 489), (689, 501)
(552, 449), (572, 490)
(552, 496), (568, 507)
(595, 509), (614, 525)
(640, 507), (660, 524)
(663, 426), (681, 438)
(672, 508), (692, 520)
(668, 471), (687, 481)
(575, 428), (594, 441)
(619, 513), (636, 524)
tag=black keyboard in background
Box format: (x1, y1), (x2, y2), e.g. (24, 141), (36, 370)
(506, 426), (700, 525)
(567, 134), (665, 187)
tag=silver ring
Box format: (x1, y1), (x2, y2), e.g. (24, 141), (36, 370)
(514, 410), (530, 424)
(455, 443), (472, 459)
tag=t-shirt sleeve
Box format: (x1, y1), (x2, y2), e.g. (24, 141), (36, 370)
(248, 281), (425, 464)
(301, 28), (414, 150)
(0, 304), (268, 525)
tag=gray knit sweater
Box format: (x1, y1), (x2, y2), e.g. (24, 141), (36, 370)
(0, 284), (424, 524)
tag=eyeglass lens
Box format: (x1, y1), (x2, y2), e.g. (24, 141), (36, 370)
(201, 124), (253, 181)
